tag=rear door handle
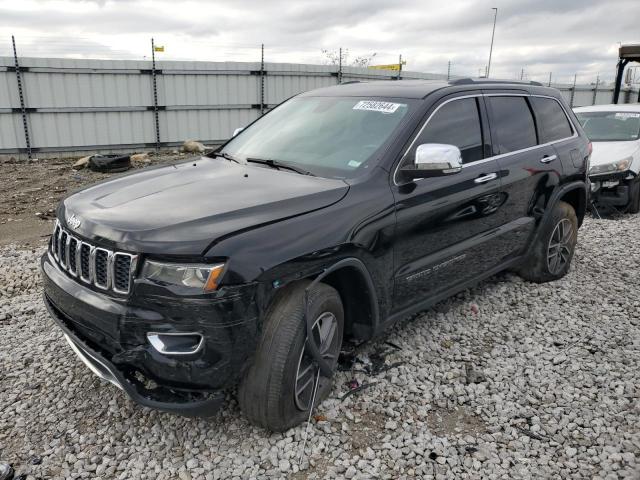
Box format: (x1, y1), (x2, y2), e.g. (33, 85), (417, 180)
(474, 173), (498, 184)
(540, 154), (557, 164)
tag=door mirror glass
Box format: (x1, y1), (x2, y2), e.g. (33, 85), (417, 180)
(232, 127), (244, 137)
(401, 143), (463, 178)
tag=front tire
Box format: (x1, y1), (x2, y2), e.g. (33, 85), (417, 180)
(627, 177), (640, 214)
(518, 201), (578, 283)
(238, 281), (343, 432)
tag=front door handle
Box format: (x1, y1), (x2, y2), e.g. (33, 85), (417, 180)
(474, 173), (498, 184)
(541, 154), (557, 164)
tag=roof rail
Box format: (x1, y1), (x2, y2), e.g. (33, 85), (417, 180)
(450, 78), (543, 87)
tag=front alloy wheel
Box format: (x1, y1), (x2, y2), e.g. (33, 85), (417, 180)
(294, 311), (340, 411)
(238, 281), (344, 432)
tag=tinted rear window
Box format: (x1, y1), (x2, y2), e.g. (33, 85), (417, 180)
(487, 96), (537, 154)
(531, 97), (573, 142)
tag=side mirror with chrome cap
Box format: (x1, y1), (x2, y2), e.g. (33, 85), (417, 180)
(401, 143), (463, 179)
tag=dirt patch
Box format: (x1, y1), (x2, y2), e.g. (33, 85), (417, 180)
(0, 151), (194, 247)
(290, 455), (333, 480)
(426, 406), (488, 437)
(348, 409), (387, 451)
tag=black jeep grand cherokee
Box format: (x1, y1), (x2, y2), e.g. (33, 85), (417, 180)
(42, 79), (590, 431)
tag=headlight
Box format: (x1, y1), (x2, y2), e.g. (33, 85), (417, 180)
(141, 260), (225, 292)
(589, 157), (632, 176)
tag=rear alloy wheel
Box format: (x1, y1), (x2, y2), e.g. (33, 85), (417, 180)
(238, 281), (343, 432)
(546, 218), (574, 275)
(518, 200), (578, 283)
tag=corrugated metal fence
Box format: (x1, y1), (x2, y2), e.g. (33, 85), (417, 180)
(1, 56), (638, 159)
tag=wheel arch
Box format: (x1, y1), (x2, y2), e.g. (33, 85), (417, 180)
(557, 183), (587, 227)
(261, 257), (381, 378)
(320, 259), (380, 341)
(277, 257), (380, 343)
(528, 181), (587, 248)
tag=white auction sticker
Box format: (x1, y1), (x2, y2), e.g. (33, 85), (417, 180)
(353, 100), (403, 114)
(615, 112), (640, 119)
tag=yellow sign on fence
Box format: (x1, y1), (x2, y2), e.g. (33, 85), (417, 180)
(368, 64), (400, 71)
(154, 46), (165, 52)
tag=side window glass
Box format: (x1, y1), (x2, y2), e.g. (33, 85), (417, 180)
(530, 97), (573, 143)
(410, 98), (485, 164)
(487, 96), (537, 153)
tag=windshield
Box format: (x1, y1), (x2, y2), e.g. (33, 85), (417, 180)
(221, 96), (414, 178)
(575, 111), (640, 142)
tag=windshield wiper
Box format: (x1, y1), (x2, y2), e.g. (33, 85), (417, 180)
(211, 151), (240, 163)
(246, 157), (315, 176)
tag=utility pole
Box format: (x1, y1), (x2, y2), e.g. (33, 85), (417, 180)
(447, 60), (451, 81)
(548, 72), (552, 87)
(397, 54), (402, 80)
(592, 74), (599, 105)
(338, 47), (343, 84)
(570, 73), (577, 107)
(486, 7), (498, 78)
(520, 68), (524, 80)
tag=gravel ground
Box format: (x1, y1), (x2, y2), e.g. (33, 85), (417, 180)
(1, 215), (639, 479)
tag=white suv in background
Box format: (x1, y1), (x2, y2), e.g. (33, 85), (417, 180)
(574, 104), (640, 213)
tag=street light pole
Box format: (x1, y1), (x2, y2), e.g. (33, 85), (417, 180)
(486, 7), (498, 78)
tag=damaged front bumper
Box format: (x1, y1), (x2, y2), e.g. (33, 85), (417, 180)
(41, 250), (260, 417)
(589, 170), (637, 207)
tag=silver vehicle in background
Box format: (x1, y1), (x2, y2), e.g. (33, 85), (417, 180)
(574, 104), (640, 213)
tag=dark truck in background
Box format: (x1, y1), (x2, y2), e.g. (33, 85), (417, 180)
(42, 79), (590, 431)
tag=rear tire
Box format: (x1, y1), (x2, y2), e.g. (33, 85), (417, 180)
(518, 201), (578, 283)
(628, 178), (640, 214)
(238, 280), (343, 432)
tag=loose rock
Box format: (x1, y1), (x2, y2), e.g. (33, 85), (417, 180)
(130, 152), (150, 164)
(181, 140), (206, 153)
(71, 156), (91, 170)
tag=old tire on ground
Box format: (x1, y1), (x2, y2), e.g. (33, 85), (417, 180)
(238, 280), (343, 432)
(628, 177), (640, 214)
(518, 200), (578, 283)
(87, 154), (131, 173)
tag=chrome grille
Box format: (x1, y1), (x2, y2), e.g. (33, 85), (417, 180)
(113, 254), (133, 293)
(50, 220), (137, 294)
(59, 231), (68, 265)
(80, 243), (91, 281)
(68, 237), (78, 274)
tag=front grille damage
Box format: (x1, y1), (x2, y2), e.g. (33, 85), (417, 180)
(51, 220), (138, 294)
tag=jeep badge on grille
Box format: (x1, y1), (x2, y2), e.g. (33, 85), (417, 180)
(67, 213), (81, 229)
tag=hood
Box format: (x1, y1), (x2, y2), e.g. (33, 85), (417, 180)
(590, 141), (640, 167)
(60, 157), (349, 255)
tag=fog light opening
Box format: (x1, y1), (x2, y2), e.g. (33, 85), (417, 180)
(147, 332), (204, 355)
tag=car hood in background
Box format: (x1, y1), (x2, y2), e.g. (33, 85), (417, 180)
(590, 141), (640, 167)
(59, 157), (349, 255)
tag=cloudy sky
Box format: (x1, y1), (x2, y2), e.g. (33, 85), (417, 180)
(1, 0), (638, 84)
